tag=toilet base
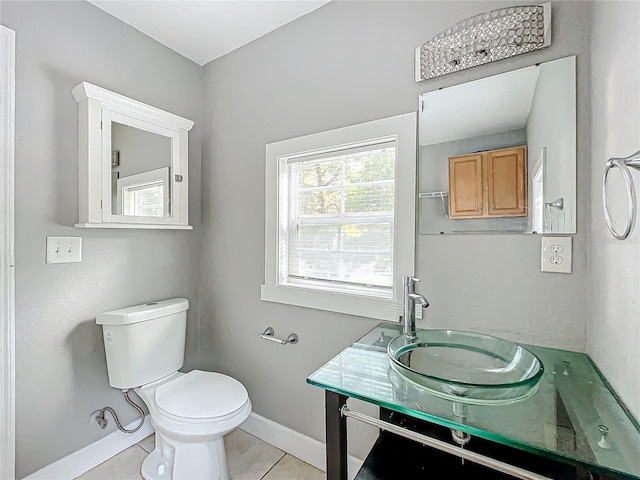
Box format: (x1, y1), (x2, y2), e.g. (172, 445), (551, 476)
(141, 450), (170, 480)
(140, 433), (229, 480)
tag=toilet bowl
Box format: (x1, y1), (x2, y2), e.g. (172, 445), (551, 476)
(135, 370), (251, 480)
(96, 298), (252, 480)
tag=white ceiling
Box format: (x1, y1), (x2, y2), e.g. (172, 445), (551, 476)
(87, 0), (331, 66)
(419, 65), (541, 146)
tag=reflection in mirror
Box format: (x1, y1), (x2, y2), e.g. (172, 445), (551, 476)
(418, 56), (576, 234)
(110, 122), (172, 217)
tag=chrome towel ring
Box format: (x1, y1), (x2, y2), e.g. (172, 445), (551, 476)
(602, 149), (640, 240)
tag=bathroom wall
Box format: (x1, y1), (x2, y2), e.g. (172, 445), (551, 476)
(1, 2), (203, 477)
(587, 1), (640, 421)
(419, 128), (529, 234)
(201, 0), (591, 460)
(526, 57), (577, 234)
(111, 124), (171, 215)
(111, 123), (171, 178)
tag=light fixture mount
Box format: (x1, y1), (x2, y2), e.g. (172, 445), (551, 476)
(415, 3), (552, 82)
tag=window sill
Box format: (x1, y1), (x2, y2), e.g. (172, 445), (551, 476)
(260, 284), (402, 322)
(74, 223), (193, 230)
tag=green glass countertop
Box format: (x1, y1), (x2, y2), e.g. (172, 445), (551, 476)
(307, 323), (640, 479)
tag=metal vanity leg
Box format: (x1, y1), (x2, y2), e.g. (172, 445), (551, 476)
(325, 391), (348, 480)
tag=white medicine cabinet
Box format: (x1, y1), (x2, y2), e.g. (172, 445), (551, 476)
(72, 82), (194, 229)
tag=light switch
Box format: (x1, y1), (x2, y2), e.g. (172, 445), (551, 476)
(541, 236), (572, 273)
(46, 236), (82, 264)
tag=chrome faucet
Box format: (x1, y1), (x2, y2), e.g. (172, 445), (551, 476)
(402, 276), (429, 341)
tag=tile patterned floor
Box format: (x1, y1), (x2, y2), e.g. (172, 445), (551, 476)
(74, 429), (325, 480)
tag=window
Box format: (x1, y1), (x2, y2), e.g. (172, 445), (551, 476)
(532, 163), (544, 233)
(116, 167), (170, 218)
(261, 113), (416, 321)
(532, 148), (546, 233)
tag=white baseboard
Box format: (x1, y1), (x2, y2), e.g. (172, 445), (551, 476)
(23, 416), (154, 480)
(23, 412), (363, 480)
(239, 412), (363, 480)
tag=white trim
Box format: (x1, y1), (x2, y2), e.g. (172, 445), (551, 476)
(116, 167), (170, 219)
(72, 82), (194, 131)
(73, 82), (192, 229)
(23, 416), (154, 480)
(240, 412), (363, 480)
(260, 284), (401, 321)
(0, 24), (16, 480)
(261, 112), (417, 322)
(105, 113), (179, 225)
(74, 222), (193, 230)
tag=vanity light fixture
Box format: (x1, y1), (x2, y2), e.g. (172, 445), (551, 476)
(415, 3), (552, 82)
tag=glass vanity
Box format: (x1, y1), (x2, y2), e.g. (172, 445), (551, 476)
(307, 323), (640, 480)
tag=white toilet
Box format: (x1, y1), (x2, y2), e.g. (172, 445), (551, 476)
(97, 298), (251, 480)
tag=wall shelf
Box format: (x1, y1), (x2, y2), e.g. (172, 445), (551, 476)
(418, 190), (448, 199)
(418, 190), (449, 216)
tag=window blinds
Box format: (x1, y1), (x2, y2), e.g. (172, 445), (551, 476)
(283, 141), (396, 292)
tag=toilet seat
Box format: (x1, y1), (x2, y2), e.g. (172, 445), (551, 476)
(155, 370), (249, 423)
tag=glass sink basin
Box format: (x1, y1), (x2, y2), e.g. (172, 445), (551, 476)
(387, 329), (544, 405)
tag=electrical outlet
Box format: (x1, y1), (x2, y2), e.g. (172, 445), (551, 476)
(550, 255), (563, 265)
(46, 236), (82, 264)
(541, 236), (572, 273)
(415, 303), (423, 320)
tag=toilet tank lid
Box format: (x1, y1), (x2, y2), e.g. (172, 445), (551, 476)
(96, 298), (189, 325)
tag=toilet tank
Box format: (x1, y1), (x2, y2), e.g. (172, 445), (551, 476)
(96, 298), (189, 389)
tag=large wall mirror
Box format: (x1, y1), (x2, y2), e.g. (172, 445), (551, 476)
(72, 82), (194, 229)
(418, 55), (576, 234)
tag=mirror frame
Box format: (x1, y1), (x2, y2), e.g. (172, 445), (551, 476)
(72, 82), (194, 229)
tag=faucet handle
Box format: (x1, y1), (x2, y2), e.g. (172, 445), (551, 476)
(403, 276), (421, 294)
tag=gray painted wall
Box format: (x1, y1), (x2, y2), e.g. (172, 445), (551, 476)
(419, 128), (529, 234)
(201, 0), (592, 460)
(112, 123), (172, 177)
(588, 1), (640, 421)
(10, 0), (637, 475)
(526, 57), (576, 233)
(1, 2), (203, 477)
(111, 123), (172, 215)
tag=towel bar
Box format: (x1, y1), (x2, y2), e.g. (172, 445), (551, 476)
(260, 327), (298, 345)
(341, 406), (553, 480)
(602, 149), (640, 240)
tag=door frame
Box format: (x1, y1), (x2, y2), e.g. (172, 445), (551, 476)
(0, 24), (16, 480)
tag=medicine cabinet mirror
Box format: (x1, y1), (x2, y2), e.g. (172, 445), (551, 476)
(418, 55), (576, 234)
(72, 82), (194, 229)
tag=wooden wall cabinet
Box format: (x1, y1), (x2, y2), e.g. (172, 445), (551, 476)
(448, 145), (527, 219)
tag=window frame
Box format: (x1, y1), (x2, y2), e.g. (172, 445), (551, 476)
(116, 166), (170, 217)
(261, 112), (417, 322)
